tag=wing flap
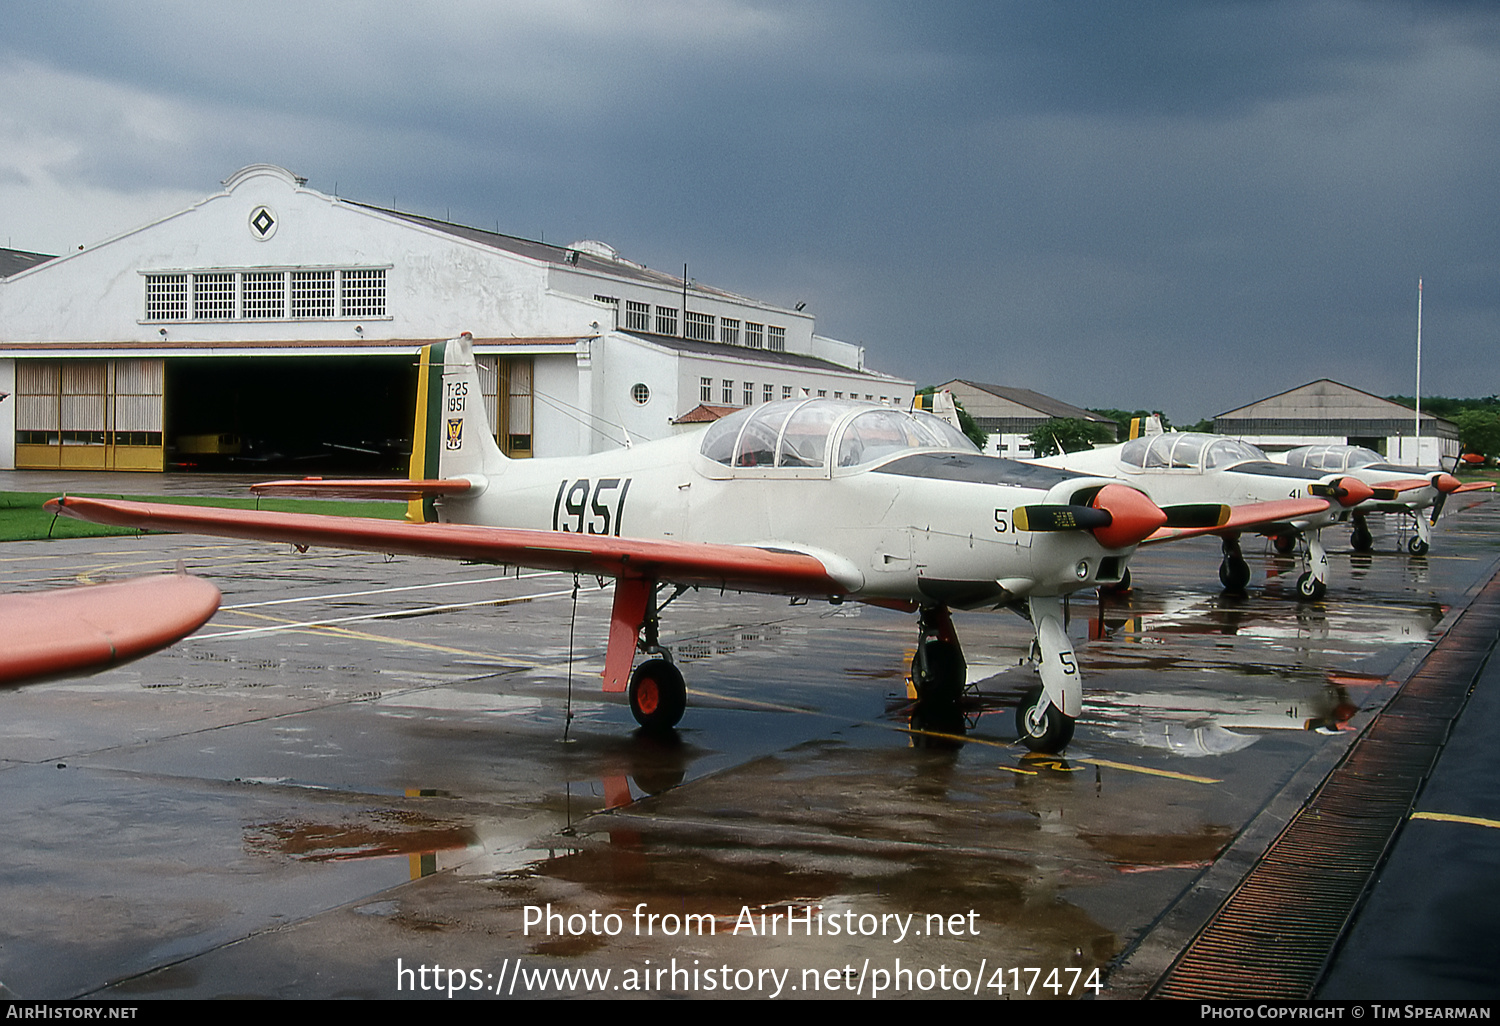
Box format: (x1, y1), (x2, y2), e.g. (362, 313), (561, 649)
(0, 573), (221, 688)
(1143, 497), (1334, 544)
(250, 478), (475, 500)
(46, 497), (848, 596)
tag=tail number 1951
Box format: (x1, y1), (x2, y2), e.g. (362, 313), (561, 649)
(552, 478), (633, 536)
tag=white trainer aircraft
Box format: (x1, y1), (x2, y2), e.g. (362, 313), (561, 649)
(1279, 444), (1494, 555)
(1030, 432), (1378, 600)
(50, 335), (1321, 752)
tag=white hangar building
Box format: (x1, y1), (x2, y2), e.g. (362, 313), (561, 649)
(1213, 379), (1459, 466)
(0, 164), (911, 472)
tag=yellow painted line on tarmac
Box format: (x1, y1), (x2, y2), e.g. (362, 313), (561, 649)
(1076, 758), (1220, 784)
(211, 608), (531, 661)
(1411, 811), (1500, 830)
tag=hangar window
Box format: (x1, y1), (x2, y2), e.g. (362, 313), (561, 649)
(192, 273), (236, 320)
(768, 326), (786, 352)
(701, 377), (712, 402)
(721, 318), (740, 345)
(341, 269), (386, 317)
(291, 270), (337, 318)
(655, 306), (678, 336)
(241, 271), (286, 318)
(745, 322), (764, 348)
(145, 275), (188, 320)
(631, 383), (651, 405)
(684, 311), (714, 341)
(142, 266), (387, 321)
(625, 301), (651, 331)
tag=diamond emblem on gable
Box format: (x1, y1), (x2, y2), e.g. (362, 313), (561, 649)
(248, 205), (278, 240)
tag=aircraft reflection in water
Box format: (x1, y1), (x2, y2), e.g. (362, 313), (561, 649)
(1279, 444), (1494, 556)
(54, 334), (1303, 753)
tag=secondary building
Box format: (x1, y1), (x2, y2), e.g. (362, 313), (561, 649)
(0, 164), (910, 472)
(935, 379), (1116, 459)
(1214, 379), (1458, 465)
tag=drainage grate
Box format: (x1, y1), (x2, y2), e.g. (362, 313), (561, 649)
(1150, 572), (1500, 1001)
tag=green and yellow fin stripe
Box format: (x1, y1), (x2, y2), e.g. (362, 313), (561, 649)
(406, 340), (447, 523)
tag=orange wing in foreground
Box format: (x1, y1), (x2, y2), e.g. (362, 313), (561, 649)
(44, 497), (847, 597)
(1142, 497), (1335, 544)
(0, 573), (221, 688)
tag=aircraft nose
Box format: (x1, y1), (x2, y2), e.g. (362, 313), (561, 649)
(1433, 473), (1461, 494)
(1331, 476), (1374, 507)
(1089, 483), (1169, 548)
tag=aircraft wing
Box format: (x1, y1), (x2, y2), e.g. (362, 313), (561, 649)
(0, 572), (221, 688)
(1454, 482), (1496, 494)
(249, 478), (475, 500)
(44, 497), (852, 597)
(1142, 497), (1335, 544)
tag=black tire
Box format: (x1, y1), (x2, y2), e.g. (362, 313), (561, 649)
(628, 659), (686, 732)
(1015, 685), (1075, 752)
(1218, 557), (1251, 592)
(1273, 535), (1296, 555)
(1407, 537), (1429, 556)
(1351, 528), (1373, 552)
(1296, 572), (1327, 602)
(911, 639), (966, 706)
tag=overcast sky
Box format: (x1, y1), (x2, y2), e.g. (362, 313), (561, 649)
(2, 1), (1496, 422)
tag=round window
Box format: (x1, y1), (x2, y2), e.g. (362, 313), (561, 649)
(631, 383), (651, 405)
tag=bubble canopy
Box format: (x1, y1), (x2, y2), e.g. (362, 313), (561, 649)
(1118, 433), (1267, 471)
(699, 398), (977, 471)
(1283, 445), (1383, 472)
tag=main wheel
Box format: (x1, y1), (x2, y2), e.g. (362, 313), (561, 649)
(628, 659), (686, 732)
(1407, 537), (1429, 556)
(1273, 535), (1296, 555)
(911, 639), (966, 706)
(1351, 527), (1373, 552)
(1296, 572), (1327, 601)
(1219, 557), (1251, 592)
(1015, 685), (1075, 752)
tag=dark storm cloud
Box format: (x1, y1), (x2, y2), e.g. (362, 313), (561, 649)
(3, 1), (1498, 419)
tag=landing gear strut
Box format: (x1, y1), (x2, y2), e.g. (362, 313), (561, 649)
(910, 604), (967, 706)
(608, 578), (689, 732)
(1350, 513), (1373, 553)
(1406, 512), (1432, 556)
(1218, 535), (1251, 592)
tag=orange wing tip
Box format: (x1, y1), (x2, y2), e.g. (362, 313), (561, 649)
(0, 574), (221, 688)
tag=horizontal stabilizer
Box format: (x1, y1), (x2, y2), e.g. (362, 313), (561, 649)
(250, 478), (477, 500)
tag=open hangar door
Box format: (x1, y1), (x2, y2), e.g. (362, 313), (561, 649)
(165, 355), (418, 473)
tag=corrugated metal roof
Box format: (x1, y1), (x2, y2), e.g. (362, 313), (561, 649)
(941, 379), (1111, 422)
(1216, 379), (1450, 425)
(0, 247), (56, 278)
(349, 203), (759, 303)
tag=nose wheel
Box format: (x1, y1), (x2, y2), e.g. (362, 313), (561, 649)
(1016, 685), (1075, 751)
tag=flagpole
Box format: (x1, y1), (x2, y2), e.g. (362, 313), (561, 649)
(1414, 278), (1423, 463)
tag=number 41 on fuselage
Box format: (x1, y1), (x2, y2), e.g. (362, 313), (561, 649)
(49, 334), (1308, 753)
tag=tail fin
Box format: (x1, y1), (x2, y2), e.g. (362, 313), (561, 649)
(407, 333), (507, 522)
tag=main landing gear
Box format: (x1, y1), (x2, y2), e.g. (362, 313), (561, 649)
(609, 578), (689, 732)
(910, 604), (968, 706)
(1219, 535), (1251, 592)
(1350, 513), (1374, 553)
(911, 600), (1078, 753)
